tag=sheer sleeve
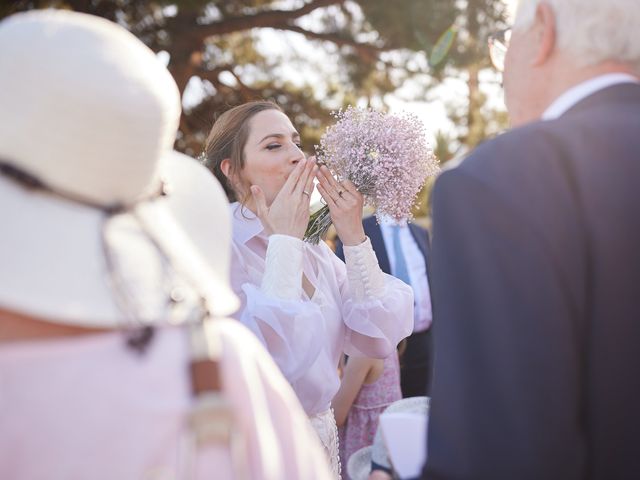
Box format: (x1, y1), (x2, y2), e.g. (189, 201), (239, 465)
(327, 238), (414, 358)
(229, 236), (325, 383)
(212, 319), (334, 480)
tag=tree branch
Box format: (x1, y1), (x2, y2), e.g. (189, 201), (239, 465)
(227, 69), (259, 99)
(168, 0), (345, 41)
(276, 25), (387, 60)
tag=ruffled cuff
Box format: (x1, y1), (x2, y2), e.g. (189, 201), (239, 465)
(260, 234), (303, 300)
(343, 237), (386, 302)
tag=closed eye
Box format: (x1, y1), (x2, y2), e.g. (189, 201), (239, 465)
(266, 142), (302, 151)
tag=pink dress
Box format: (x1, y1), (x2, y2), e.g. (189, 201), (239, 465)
(0, 320), (332, 480)
(338, 352), (402, 476)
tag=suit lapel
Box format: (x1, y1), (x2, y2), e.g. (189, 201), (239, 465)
(364, 216), (391, 275)
(409, 223), (430, 271)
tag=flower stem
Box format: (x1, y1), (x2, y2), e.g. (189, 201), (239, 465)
(303, 205), (333, 244)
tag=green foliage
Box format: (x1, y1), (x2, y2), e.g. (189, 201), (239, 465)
(356, 0), (458, 52)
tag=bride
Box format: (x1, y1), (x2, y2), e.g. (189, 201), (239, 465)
(203, 100), (414, 476)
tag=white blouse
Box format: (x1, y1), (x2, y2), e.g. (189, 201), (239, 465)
(228, 204), (414, 416)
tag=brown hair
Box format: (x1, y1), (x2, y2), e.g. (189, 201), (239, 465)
(203, 100), (283, 202)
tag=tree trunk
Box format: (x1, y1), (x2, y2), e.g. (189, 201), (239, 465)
(466, 62), (484, 147)
(465, 0), (484, 148)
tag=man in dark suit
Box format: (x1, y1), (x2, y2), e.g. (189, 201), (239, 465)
(336, 214), (434, 397)
(423, 0), (640, 479)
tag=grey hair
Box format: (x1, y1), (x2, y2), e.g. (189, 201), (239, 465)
(513, 0), (640, 71)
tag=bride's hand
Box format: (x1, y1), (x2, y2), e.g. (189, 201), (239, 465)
(251, 157), (317, 239)
(315, 164), (366, 246)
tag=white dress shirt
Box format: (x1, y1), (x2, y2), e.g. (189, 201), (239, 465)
(542, 73), (639, 120)
(379, 220), (433, 333)
(228, 204), (414, 416)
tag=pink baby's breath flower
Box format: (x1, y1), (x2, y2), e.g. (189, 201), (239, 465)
(304, 106), (439, 243)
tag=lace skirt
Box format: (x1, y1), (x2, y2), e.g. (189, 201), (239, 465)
(309, 408), (342, 479)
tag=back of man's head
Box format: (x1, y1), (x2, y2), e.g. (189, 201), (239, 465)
(514, 0), (640, 72)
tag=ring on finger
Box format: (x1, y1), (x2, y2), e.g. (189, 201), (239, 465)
(302, 190), (311, 197)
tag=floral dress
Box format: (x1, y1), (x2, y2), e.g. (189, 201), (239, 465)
(338, 352), (402, 477)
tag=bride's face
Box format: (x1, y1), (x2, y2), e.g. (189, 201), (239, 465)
(238, 109), (305, 206)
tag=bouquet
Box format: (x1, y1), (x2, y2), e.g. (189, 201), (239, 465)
(304, 106), (440, 244)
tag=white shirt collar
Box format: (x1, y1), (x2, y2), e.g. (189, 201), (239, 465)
(230, 202), (265, 244)
(542, 73), (639, 120)
(376, 213), (407, 227)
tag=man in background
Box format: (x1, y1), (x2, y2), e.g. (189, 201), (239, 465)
(336, 214), (433, 397)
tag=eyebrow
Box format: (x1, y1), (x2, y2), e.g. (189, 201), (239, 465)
(258, 132), (301, 144)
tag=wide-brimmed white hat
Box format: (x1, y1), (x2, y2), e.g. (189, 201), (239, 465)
(0, 10), (238, 327)
(346, 396), (430, 480)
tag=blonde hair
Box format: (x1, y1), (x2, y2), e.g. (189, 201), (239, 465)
(513, 0), (640, 71)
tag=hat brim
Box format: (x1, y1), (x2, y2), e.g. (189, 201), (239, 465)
(0, 152), (239, 328)
(347, 445), (373, 480)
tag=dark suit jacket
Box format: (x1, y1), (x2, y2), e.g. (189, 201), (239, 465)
(423, 83), (640, 480)
(334, 215), (430, 276)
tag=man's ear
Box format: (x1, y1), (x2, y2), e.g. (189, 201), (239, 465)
(220, 158), (232, 178)
(531, 2), (556, 67)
